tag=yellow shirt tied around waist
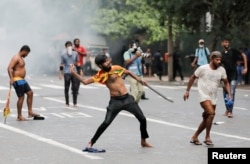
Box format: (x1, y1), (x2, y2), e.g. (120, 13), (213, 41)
(92, 65), (125, 84)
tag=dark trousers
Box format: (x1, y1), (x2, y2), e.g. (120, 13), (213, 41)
(90, 94), (149, 144)
(173, 63), (184, 81)
(64, 73), (79, 105)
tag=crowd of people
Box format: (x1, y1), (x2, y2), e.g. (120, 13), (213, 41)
(6, 36), (249, 151)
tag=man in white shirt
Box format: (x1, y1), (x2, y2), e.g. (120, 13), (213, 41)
(184, 51), (232, 146)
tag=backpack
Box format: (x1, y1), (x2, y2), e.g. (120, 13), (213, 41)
(196, 47), (209, 65)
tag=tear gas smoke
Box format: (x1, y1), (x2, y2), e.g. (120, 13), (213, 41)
(0, 0), (103, 76)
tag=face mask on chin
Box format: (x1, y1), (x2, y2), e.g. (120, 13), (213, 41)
(67, 46), (73, 56)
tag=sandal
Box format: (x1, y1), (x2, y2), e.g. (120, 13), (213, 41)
(203, 140), (214, 145)
(190, 140), (202, 145)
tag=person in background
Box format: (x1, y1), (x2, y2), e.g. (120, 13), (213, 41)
(153, 50), (164, 81)
(59, 41), (79, 107)
(236, 48), (245, 85)
(244, 47), (250, 84)
(173, 46), (184, 82)
(7, 45), (41, 121)
(184, 51), (232, 145)
(102, 48), (110, 58)
(191, 39), (210, 68)
(221, 38), (247, 118)
(73, 38), (87, 76)
(143, 48), (153, 77)
(73, 38), (87, 95)
(123, 41), (148, 102)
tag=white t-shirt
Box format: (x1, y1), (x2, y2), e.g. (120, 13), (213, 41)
(195, 64), (227, 104)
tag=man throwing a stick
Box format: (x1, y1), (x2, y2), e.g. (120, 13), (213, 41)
(70, 54), (152, 152)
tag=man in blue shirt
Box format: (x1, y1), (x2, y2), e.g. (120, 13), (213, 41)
(123, 42), (145, 103)
(191, 39), (210, 68)
(59, 41), (79, 107)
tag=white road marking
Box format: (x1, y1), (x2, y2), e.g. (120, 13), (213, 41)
(30, 85), (42, 89)
(0, 86), (9, 90)
(80, 85), (98, 89)
(50, 113), (65, 118)
(0, 123), (102, 160)
(234, 107), (248, 110)
(39, 84), (99, 89)
(40, 84), (64, 89)
(44, 97), (250, 141)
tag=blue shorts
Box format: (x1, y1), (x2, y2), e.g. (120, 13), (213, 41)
(13, 79), (32, 97)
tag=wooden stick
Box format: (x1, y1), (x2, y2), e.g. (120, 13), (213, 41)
(146, 84), (174, 103)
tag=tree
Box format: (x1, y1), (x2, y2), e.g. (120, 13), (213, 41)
(91, 0), (169, 44)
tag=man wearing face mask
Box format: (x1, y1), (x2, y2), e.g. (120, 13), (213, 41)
(191, 39), (210, 68)
(59, 41), (79, 107)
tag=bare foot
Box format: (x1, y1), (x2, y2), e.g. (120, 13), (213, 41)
(227, 112), (233, 118)
(87, 141), (93, 148)
(17, 116), (28, 121)
(28, 112), (40, 118)
(223, 110), (228, 116)
(141, 139), (153, 148)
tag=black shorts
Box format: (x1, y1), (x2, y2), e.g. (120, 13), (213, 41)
(13, 79), (32, 97)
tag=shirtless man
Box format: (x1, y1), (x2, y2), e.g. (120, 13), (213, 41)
(7, 45), (40, 121)
(70, 54), (152, 151)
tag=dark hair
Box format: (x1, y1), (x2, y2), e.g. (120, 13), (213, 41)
(95, 54), (108, 65)
(73, 38), (80, 44)
(65, 41), (72, 47)
(221, 38), (231, 42)
(20, 45), (30, 52)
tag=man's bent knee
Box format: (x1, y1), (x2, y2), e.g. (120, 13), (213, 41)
(202, 111), (215, 119)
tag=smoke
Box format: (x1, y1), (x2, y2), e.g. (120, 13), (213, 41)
(0, 0), (103, 75)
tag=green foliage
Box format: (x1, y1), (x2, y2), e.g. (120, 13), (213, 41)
(85, 0), (250, 46)
(91, 0), (170, 44)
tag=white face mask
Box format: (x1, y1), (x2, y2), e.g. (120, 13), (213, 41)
(199, 44), (204, 48)
(67, 46), (72, 56)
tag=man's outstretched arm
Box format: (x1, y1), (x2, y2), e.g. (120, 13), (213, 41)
(70, 65), (94, 85)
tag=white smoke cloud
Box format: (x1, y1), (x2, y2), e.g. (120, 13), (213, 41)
(0, 0), (103, 75)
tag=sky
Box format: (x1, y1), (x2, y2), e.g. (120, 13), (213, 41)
(0, 0), (104, 75)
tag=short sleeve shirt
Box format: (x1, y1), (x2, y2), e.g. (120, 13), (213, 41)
(195, 47), (210, 66)
(221, 48), (242, 82)
(76, 45), (87, 65)
(123, 50), (142, 76)
(60, 51), (78, 74)
(195, 64), (227, 104)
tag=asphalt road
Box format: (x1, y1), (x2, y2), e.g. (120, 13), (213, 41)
(0, 74), (249, 164)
